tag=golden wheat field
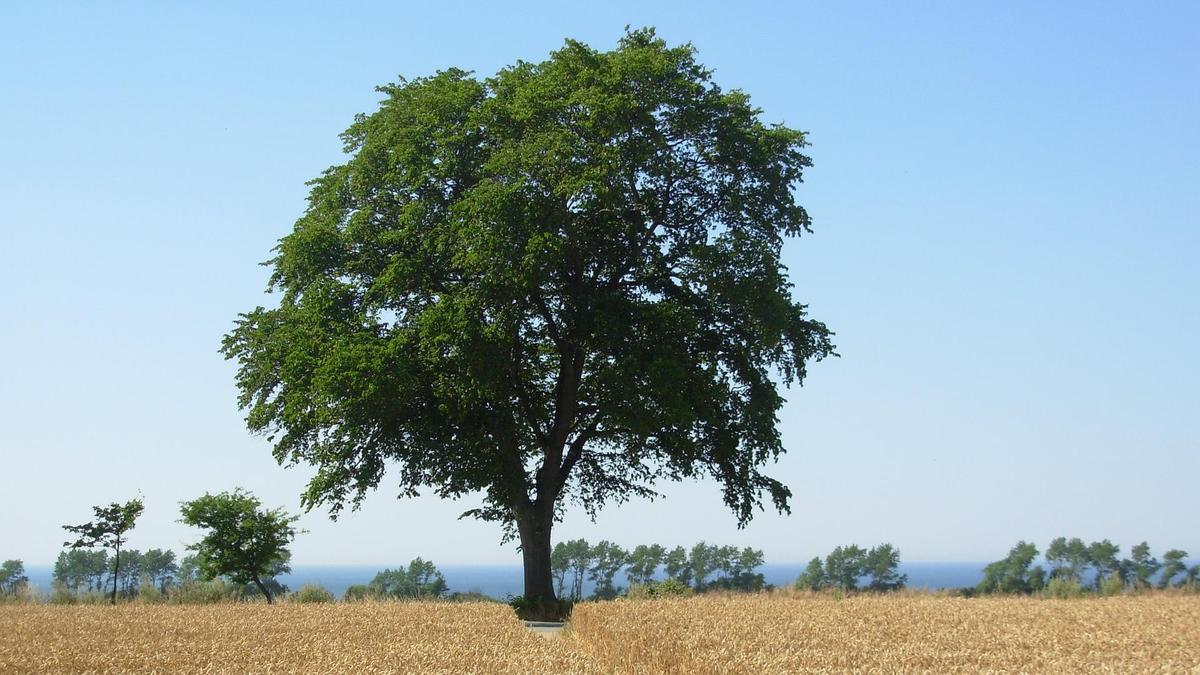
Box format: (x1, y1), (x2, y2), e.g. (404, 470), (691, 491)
(0, 602), (600, 674)
(3, 595), (1200, 674)
(569, 594), (1200, 673)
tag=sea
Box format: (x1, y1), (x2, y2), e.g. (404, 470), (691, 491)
(21, 562), (987, 600)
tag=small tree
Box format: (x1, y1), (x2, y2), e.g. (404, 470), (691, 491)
(864, 544), (907, 591)
(1127, 542), (1160, 589)
(1087, 540), (1121, 591)
(141, 549), (179, 594)
(179, 489), (300, 604)
(62, 497), (144, 604)
(664, 546), (693, 588)
(703, 546), (765, 592)
(368, 558), (448, 598)
(53, 550), (89, 593)
(690, 542), (721, 591)
(0, 560), (28, 596)
(795, 557), (827, 591)
(1045, 537), (1089, 582)
(113, 549), (142, 596)
(824, 545), (867, 592)
(177, 554), (200, 584)
(587, 541), (629, 600)
(550, 541), (572, 597)
(1183, 565), (1199, 589)
(626, 544), (667, 586)
(1160, 549), (1188, 588)
(550, 539), (592, 601)
(977, 541), (1045, 594)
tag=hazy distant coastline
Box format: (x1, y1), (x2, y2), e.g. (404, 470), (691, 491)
(20, 562), (989, 600)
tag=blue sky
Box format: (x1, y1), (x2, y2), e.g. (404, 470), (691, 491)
(1, 2), (1196, 566)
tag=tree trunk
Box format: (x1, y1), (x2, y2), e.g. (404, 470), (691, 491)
(110, 545), (120, 605)
(252, 575), (273, 604)
(515, 505), (559, 620)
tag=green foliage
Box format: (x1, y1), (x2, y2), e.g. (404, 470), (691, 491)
(551, 539), (592, 601)
(1043, 576), (1086, 599)
(1184, 565), (1200, 589)
(587, 541), (629, 600)
(135, 578), (165, 604)
(794, 557), (826, 592)
(292, 583), (335, 603)
(689, 542), (720, 590)
(53, 550), (105, 593)
(0, 560), (28, 596)
(50, 581), (80, 604)
(166, 579), (242, 604)
(178, 554), (201, 584)
(221, 27), (833, 607)
(1045, 537), (1089, 583)
(1087, 540), (1121, 590)
(447, 590), (499, 602)
(367, 558), (448, 599)
(1126, 542), (1160, 589)
(110, 549), (142, 597)
(977, 541), (1045, 595)
(863, 544), (907, 591)
(626, 544), (667, 586)
(627, 578), (694, 600)
(1099, 572), (1125, 597)
(178, 489), (300, 604)
(703, 546), (766, 592)
(664, 546), (693, 588)
(62, 497), (144, 604)
(507, 594), (573, 621)
(824, 545), (868, 592)
(343, 584), (371, 602)
(1159, 549), (1188, 588)
(141, 548), (179, 593)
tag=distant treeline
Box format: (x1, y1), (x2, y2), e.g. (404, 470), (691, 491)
(793, 544), (906, 592)
(6, 533), (1196, 605)
(975, 538), (1197, 597)
(551, 540), (767, 600)
(45, 549), (290, 603)
(344, 558), (454, 602)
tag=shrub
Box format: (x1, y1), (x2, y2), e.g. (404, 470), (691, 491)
(448, 590), (498, 602)
(343, 584), (372, 602)
(48, 582), (110, 605)
(507, 594), (572, 621)
(292, 583), (335, 603)
(1044, 576), (1086, 599)
(167, 579), (240, 604)
(627, 579), (694, 600)
(135, 579), (166, 605)
(1099, 572), (1125, 597)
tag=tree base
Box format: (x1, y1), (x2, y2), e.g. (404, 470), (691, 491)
(509, 596), (573, 622)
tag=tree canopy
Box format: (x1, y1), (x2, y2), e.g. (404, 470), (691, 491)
(62, 497), (143, 604)
(178, 489), (300, 603)
(222, 28), (832, 616)
(0, 560), (28, 596)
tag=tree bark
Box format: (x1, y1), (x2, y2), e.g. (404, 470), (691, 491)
(515, 503), (558, 620)
(252, 575), (273, 604)
(110, 544), (120, 605)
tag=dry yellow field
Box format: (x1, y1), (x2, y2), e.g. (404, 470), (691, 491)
(0, 602), (600, 674)
(569, 594), (1200, 673)
(3, 595), (1199, 674)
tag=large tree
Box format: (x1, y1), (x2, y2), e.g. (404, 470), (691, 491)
(222, 28), (832, 617)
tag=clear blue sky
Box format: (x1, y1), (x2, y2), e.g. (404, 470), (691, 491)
(1, 2), (1196, 566)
